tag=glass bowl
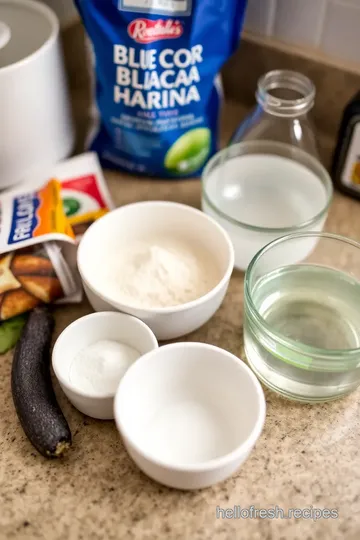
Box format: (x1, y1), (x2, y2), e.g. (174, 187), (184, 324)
(201, 141), (333, 271)
(244, 232), (360, 403)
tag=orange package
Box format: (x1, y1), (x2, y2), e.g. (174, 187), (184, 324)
(0, 180), (78, 320)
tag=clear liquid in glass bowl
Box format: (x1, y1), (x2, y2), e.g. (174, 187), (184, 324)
(244, 233), (360, 403)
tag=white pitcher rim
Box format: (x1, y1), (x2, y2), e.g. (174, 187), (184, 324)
(0, 0), (59, 75)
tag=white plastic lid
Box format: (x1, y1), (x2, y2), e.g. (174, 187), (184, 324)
(0, 0), (58, 70)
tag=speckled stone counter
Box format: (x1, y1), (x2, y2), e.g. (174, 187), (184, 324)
(0, 102), (359, 540)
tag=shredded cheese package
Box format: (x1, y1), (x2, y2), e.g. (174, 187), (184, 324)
(0, 180), (79, 320)
(0, 179), (76, 252)
(7, 153), (114, 239)
(2, 153), (115, 309)
(57, 154), (114, 238)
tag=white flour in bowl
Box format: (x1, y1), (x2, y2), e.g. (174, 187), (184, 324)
(97, 237), (221, 309)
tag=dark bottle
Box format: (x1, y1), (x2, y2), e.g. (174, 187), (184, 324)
(332, 91), (360, 199)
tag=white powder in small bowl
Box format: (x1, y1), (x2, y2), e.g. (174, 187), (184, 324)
(96, 237), (221, 309)
(69, 340), (140, 395)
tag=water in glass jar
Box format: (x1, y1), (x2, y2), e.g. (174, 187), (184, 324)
(211, 153), (327, 228)
(245, 264), (360, 401)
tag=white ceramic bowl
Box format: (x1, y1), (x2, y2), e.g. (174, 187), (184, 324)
(114, 343), (266, 490)
(77, 202), (234, 341)
(52, 312), (158, 420)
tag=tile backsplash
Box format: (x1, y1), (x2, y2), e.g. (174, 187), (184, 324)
(244, 0), (360, 67)
(42, 0), (359, 70)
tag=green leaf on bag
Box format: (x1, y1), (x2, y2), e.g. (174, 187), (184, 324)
(0, 315), (27, 354)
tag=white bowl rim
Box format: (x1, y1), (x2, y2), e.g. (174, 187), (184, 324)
(52, 311), (158, 400)
(77, 200), (235, 315)
(114, 342), (266, 472)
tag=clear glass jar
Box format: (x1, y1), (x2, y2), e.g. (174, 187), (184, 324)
(231, 70), (319, 159)
(202, 142), (332, 271)
(244, 232), (360, 403)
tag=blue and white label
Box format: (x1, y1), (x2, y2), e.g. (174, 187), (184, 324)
(76, 0), (247, 178)
(8, 194), (40, 245)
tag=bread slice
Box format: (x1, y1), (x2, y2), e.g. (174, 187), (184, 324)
(0, 254), (21, 295)
(17, 276), (63, 303)
(0, 290), (39, 320)
(11, 255), (54, 276)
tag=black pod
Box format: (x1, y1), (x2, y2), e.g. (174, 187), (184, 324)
(11, 307), (72, 458)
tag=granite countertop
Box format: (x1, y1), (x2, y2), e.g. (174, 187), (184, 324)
(1, 101), (360, 540)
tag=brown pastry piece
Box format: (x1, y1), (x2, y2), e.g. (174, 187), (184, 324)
(0, 254), (21, 294)
(11, 255), (55, 277)
(0, 290), (39, 320)
(17, 276), (63, 303)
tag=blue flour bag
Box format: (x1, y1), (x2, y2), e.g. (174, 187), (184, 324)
(75, 0), (247, 178)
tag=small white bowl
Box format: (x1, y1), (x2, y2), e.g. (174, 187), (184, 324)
(114, 343), (266, 490)
(52, 312), (158, 420)
(77, 201), (234, 341)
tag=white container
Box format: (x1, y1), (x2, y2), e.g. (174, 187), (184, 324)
(77, 201), (234, 341)
(0, 0), (74, 189)
(114, 343), (266, 490)
(52, 312), (158, 420)
(202, 141), (333, 271)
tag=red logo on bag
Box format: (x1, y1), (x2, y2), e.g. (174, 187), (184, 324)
(128, 19), (183, 43)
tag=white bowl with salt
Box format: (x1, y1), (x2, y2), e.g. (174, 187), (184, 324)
(52, 312), (158, 419)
